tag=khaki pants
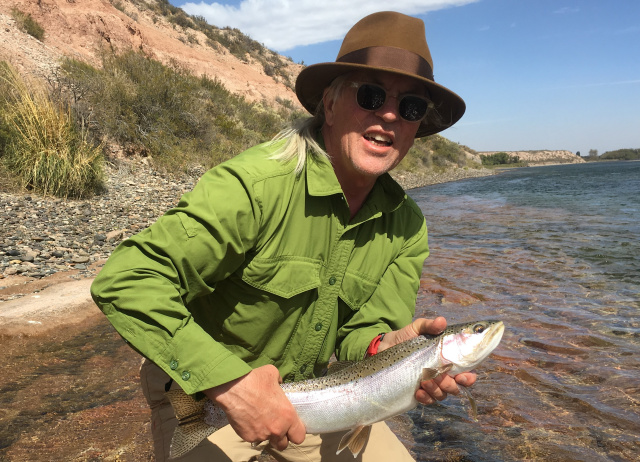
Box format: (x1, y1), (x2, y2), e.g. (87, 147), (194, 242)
(140, 359), (415, 461)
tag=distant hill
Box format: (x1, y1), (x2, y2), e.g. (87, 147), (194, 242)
(478, 150), (585, 166)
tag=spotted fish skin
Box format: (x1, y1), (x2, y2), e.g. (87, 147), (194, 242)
(167, 320), (504, 459)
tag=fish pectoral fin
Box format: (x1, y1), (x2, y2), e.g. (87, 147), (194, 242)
(458, 384), (478, 421)
(421, 364), (452, 382)
(336, 425), (372, 458)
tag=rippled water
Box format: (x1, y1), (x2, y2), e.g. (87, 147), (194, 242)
(406, 161), (640, 461)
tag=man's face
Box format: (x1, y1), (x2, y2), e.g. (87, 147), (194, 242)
(322, 70), (425, 189)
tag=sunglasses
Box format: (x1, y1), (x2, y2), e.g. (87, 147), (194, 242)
(349, 82), (431, 123)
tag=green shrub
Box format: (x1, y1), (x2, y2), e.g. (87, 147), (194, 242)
(0, 62), (104, 198)
(400, 135), (472, 172)
(480, 152), (520, 166)
(59, 51), (297, 173)
(11, 8), (45, 41)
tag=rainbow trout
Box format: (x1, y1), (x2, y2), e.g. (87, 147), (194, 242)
(167, 320), (504, 458)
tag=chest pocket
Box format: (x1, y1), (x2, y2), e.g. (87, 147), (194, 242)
(339, 269), (379, 311)
(241, 257), (322, 298)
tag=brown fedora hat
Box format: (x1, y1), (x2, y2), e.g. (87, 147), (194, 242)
(295, 11), (465, 137)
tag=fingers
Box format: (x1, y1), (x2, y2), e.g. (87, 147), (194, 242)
(454, 371), (477, 388)
(287, 417), (307, 445)
(266, 413), (306, 450)
(416, 371), (477, 405)
(417, 374), (455, 404)
(412, 316), (447, 336)
(379, 317), (449, 353)
(206, 365), (306, 450)
(269, 434), (290, 451)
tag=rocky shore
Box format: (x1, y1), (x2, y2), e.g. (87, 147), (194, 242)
(0, 160), (494, 286)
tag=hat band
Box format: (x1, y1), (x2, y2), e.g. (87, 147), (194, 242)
(337, 46), (434, 81)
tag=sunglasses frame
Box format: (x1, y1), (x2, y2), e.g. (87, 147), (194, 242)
(348, 81), (431, 123)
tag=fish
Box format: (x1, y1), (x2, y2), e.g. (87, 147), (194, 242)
(166, 320), (505, 459)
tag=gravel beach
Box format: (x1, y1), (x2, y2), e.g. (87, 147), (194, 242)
(0, 159), (494, 285)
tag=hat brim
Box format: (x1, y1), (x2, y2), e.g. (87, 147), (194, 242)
(296, 62), (466, 138)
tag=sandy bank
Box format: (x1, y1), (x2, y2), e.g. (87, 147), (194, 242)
(0, 263), (105, 336)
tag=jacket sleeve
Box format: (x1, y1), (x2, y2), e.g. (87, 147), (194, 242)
(334, 216), (429, 361)
(90, 163), (260, 395)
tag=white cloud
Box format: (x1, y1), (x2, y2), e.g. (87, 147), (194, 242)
(181, 0), (479, 51)
(553, 7), (580, 14)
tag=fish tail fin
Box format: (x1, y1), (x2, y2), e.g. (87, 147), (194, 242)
(336, 425), (372, 458)
(166, 389), (217, 459)
(170, 421), (217, 459)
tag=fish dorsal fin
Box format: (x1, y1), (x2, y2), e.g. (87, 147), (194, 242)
(325, 360), (357, 375)
(421, 363), (452, 382)
(336, 425), (372, 458)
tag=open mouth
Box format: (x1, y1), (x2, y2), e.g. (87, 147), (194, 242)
(364, 132), (393, 147)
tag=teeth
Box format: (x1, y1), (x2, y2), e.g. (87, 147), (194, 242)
(365, 133), (392, 145)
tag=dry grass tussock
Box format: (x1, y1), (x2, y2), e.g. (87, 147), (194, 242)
(0, 62), (105, 198)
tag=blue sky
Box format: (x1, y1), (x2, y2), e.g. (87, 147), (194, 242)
(170, 0), (640, 155)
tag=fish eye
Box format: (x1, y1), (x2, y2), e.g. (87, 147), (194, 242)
(473, 323), (485, 334)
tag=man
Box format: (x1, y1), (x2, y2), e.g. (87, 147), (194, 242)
(91, 11), (471, 461)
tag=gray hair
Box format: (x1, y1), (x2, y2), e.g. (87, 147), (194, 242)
(269, 75), (349, 174)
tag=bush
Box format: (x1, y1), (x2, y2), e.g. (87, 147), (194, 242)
(11, 8), (45, 41)
(0, 62), (104, 198)
(400, 135), (472, 172)
(59, 51), (299, 173)
(480, 152), (520, 166)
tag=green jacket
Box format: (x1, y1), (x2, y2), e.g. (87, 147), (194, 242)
(91, 140), (429, 395)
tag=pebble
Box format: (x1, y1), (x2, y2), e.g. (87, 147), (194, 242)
(1, 160), (197, 279)
(1, 159), (493, 280)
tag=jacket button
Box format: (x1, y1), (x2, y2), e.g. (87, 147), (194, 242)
(315, 322), (323, 331)
(299, 364), (307, 374)
(169, 359), (179, 370)
(328, 276), (336, 285)
(181, 371), (191, 381)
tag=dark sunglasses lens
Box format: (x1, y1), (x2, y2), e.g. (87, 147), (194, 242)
(399, 96), (428, 122)
(356, 84), (386, 110)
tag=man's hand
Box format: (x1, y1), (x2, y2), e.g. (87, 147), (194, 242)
(378, 316), (477, 405)
(204, 365), (306, 450)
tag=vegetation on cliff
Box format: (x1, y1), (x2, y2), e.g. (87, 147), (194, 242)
(58, 51), (300, 173)
(1, 46), (483, 198)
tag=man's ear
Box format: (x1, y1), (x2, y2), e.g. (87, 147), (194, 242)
(323, 88), (335, 126)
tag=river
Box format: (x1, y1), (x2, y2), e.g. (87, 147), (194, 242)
(406, 161), (639, 461)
